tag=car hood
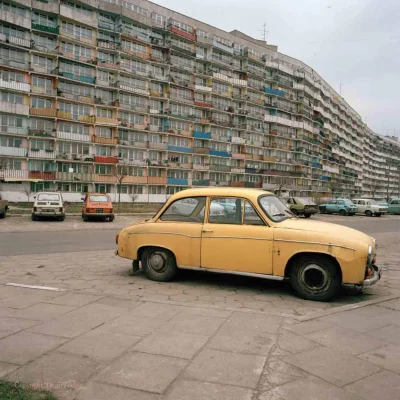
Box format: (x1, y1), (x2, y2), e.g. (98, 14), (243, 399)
(274, 218), (374, 247)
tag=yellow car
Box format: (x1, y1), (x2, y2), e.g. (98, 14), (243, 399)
(116, 188), (381, 301)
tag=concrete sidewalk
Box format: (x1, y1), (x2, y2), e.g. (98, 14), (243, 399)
(0, 282), (399, 400)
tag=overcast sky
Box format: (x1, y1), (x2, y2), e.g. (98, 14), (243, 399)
(153, 0), (400, 137)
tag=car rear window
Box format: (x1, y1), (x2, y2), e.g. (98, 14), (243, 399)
(89, 195), (110, 202)
(37, 194), (60, 201)
(297, 198), (316, 205)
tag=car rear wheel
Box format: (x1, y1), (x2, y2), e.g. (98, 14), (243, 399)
(365, 210), (373, 217)
(141, 247), (177, 282)
(82, 215), (88, 222)
(339, 209), (347, 216)
(31, 214), (38, 221)
(319, 207), (326, 214)
(289, 255), (341, 301)
(109, 216), (114, 222)
(0, 211), (5, 219)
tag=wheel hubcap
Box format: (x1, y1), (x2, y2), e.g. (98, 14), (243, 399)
(301, 264), (329, 291)
(148, 252), (167, 272)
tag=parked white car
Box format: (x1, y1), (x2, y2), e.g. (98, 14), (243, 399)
(352, 198), (388, 217)
(32, 192), (65, 221)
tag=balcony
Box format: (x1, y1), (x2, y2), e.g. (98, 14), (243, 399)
(193, 164), (210, 170)
(231, 137), (246, 144)
(60, 5), (98, 28)
(94, 156), (118, 164)
(0, 126), (28, 135)
(264, 88), (285, 97)
(118, 159), (147, 167)
(193, 147), (210, 154)
(31, 86), (56, 96)
(56, 172), (94, 182)
(0, 102), (29, 116)
(232, 153), (246, 159)
(148, 142), (168, 150)
(0, 11), (30, 29)
(91, 136), (118, 145)
(96, 116), (118, 125)
(57, 131), (90, 142)
(0, 146), (27, 157)
(0, 169), (29, 180)
(118, 84), (149, 96)
(194, 84), (212, 92)
(193, 131), (211, 140)
(193, 179), (210, 186)
(32, 22), (58, 34)
(28, 129), (55, 138)
(209, 149), (231, 157)
(30, 108), (57, 117)
(210, 165), (231, 172)
(32, 0), (59, 14)
(148, 177), (167, 184)
(167, 177), (189, 185)
(28, 149), (56, 159)
(7, 35), (30, 48)
(167, 145), (193, 153)
(194, 100), (212, 108)
(28, 171), (56, 180)
(169, 26), (196, 41)
(0, 79), (30, 92)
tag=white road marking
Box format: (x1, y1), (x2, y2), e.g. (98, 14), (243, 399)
(6, 283), (65, 292)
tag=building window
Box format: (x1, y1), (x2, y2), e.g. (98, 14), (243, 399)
(95, 164), (112, 175)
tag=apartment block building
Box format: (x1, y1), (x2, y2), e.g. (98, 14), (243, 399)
(0, 0), (399, 202)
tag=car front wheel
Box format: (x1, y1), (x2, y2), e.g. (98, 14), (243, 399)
(365, 210), (373, 217)
(141, 247), (177, 282)
(339, 209), (347, 216)
(289, 255), (341, 301)
(304, 214), (311, 218)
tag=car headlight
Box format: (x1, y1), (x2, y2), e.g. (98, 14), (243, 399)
(367, 245), (373, 266)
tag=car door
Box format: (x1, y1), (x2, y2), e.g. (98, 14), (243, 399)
(200, 196), (273, 275)
(153, 196), (205, 267)
(327, 200), (337, 213)
(357, 200), (365, 213)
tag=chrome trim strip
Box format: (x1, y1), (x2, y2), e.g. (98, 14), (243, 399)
(128, 232), (272, 241)
(128, 232), (201, 238)
(202, 236), (273, 241)
(179, 265), (284, 281)
(274, 239), (356, 251)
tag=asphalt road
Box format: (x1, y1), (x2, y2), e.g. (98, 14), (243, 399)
(0, 215), (399, 257)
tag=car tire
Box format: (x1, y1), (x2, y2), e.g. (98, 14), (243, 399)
(59, 216), (65, 221)
(141, 247), (177, 282)
(109, 216), (114, 222)
(0, 211), (5, 219)
(365, 210), (373, 217)
(31, 214), (37, 221)
(304, 214), (311, 218)
(289, 255), (341, 301)
(82, 215), (88, 222)
(375, 213), (382, 217)
(339, 209), (347, 216)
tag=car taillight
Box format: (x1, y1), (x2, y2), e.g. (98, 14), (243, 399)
(115, 234), (119, 245)
(110, 208), (113, 213)
(59, 207), (63, 212)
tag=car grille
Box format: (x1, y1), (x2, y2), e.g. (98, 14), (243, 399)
(50, 202), (60, 205)
(37, 202), (47, 205)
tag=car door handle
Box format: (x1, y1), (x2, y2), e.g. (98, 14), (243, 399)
(202, 229), (213, 233)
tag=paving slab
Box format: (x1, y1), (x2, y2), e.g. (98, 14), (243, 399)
(129, 302), (185, 320)
(218, 311), (282, 334)
(366, 324), (400, 345)
(6, 352), (99, 386)
(258, 376), (362, 400)
(359, 344), (400, 374)
(159, 312), (225, 336)
(101, 314), (167, 336)
(14, 303), (77, 321)
(165, 379), (254, 400)
(0, 331), (67, 365)
(45, 293), (102, 307)
(57, 329), (141, 361)
(0, 293), (61, 309)
(276, 329), (321, 354)
(260, 359), (308, 389)
(0, 362), (19, 378)
(134, 330), (209, 359)
(0, 316), (41, 335)
(184, 349), (265, 389)
(345, 370), (400, 400)
(284, 347), (381, 387)
(72, 382), (160, 400)
(285, 320), (335, 335)
(95, 351), (187, 394)
(306, 326), (386, 355)
(28, 304), (126, 338)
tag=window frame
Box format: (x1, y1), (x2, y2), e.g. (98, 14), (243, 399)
(158, 196), (206, 224)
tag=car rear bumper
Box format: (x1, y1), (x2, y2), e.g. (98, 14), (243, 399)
(363, 265), (382, 286)
(84, 213), (114, 217)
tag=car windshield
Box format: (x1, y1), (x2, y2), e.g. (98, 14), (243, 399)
(89, 195), (109, 202)
(297, 198), (315, 205)
(37, 194), (60, 201)
(258, 194), (293, 222)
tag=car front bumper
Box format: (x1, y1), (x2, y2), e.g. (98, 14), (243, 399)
(363, 265), (382, 286)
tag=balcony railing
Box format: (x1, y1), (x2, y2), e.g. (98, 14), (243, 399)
(28, 149), (56, 159)
(0, 126), (28, 135)
(56, 172), (94, 182)
(0, 79), (30, 92)
(91, 136), (118, 145)
(32, 22), (59, 34)
(57, 131), (90, 142)
(0, 146), (27, 157)
(167, 177), (189, 185)
(94, 156), (118, 163)
(30, 108), (57, 117)
(0, 102), (29, 115)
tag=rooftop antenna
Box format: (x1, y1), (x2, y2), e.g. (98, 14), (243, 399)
(260, 22), (269, 42)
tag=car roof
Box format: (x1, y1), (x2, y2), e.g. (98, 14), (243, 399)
(170, 188), (273, 201)
(87, 193), (110, 196)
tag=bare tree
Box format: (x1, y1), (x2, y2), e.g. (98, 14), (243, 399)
(113, 164), (134, 210)
(129, 193), (138, 203)
(274, 177), (291, 197)
(22, 187), (33, 203)
(328, 178), (340, 198)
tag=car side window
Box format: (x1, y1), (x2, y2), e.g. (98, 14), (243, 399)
(244, 201), (265, 226)
(329, 200), (337, 205)
(160, 197), (206, 223)
(338, 200), (345, 205)
(209, 197), (243, 224)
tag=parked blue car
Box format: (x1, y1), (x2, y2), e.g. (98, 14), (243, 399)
(319, 199), (357, 216)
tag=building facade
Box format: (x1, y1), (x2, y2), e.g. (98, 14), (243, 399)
(0, 0), (399, 202)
